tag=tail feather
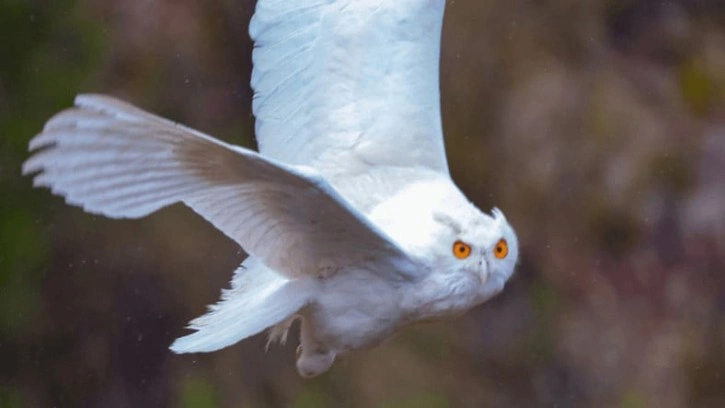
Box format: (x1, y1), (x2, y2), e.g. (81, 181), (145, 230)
(170, 258), (312, 353)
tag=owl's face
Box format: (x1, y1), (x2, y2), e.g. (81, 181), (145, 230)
(432, 205), (519, 303)
(368, 178), (518, 302)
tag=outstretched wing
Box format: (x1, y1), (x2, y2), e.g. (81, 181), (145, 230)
(23, 95), (419, 281)
(250, 0), (449, 176)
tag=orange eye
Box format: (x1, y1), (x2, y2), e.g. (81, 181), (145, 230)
(453, 240), (471, 259)
(494, 239), (508, 259)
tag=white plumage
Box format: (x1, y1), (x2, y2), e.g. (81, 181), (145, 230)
(250, 0), (448, 178)
(23, 0), (519, 377)
(169, 258), (309, 353)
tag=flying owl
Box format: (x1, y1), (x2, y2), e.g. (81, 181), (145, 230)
(22, 0), (519, 377)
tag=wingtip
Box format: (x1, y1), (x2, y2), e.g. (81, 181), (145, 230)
(21, 153), (45, 176)
(20, 160), (37, 177)
(169, 332), (203, 354)
(168, 337), (190, 354)
(73, 93), (132, 116)
(28, 129), (57, 151)
(74, 93), (105, 106)
(169, 332), (220, 354)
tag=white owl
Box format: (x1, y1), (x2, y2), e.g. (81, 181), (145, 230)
(22, 0), (518, 377)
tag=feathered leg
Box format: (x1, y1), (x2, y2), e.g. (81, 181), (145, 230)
(295, 316), (336, 378)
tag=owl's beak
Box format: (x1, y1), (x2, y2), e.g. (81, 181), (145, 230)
(478, 267), (506, 303)
(479, 257), (490, 285)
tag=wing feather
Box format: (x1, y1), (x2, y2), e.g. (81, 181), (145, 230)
(249, 0), (450, 179)
(170, 258), (311, 354)
(23, 95), (420, 281)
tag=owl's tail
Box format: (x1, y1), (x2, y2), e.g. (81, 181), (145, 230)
(170, 257), (313, 353)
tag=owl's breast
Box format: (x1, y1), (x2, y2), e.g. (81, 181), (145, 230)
(305, 269), (410, 352)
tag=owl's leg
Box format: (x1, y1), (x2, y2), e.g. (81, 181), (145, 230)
(265, 314), (298, 351)
(295, 317), (335, 378)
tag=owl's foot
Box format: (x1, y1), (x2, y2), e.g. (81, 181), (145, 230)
(296, 346), (335, 378)
(265, 315), (298, 352)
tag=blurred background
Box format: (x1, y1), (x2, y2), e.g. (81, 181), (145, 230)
(1, 0), (725, 406)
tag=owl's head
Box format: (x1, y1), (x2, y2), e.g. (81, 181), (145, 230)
(433, 206), (519, 303)
(369, 178), (519, 305)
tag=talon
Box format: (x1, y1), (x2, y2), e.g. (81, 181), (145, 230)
(296, 345), (303, 359)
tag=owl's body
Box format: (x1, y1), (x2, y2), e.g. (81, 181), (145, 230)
(23, 0), (519, 378)
(162, 174), (515, 377)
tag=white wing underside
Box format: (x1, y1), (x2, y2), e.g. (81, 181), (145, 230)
(22, 95), (419, 282)
(251, 0), (449, 184)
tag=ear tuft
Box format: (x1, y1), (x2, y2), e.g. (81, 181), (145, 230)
(491, 207), (507, 224)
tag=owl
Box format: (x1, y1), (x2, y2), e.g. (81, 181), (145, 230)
(23, 0), (518, 377)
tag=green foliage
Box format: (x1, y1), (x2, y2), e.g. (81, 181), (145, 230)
(620, 389), (647, 408)
(679, 58), (716, 116)
(521, 280), (561, 363)
(0, 0), (106, 339)
(292, 389), (329, 408)
(0, 386), (24, 408)
(378, 392), (451, 408)
(0, 0), (107, 152)
(180, 378), (220, 408)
